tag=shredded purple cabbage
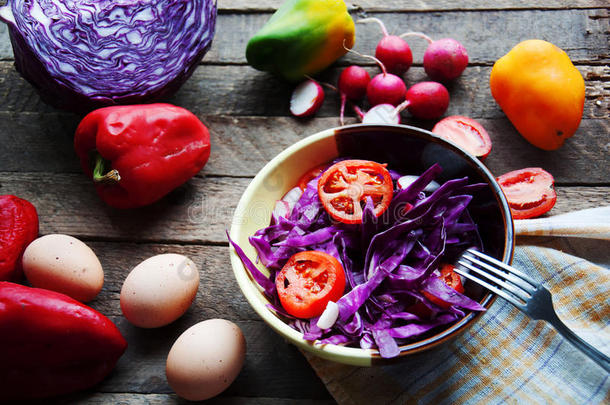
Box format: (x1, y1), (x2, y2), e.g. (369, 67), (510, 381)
(229, 162), (486, 358)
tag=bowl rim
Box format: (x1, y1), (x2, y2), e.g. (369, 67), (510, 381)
(229, 123), (515, 367)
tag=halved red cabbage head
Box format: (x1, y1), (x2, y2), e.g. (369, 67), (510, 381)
(0, 0), (217, 113)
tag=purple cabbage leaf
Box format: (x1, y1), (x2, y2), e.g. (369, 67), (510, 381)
(0, 0), (217, 113)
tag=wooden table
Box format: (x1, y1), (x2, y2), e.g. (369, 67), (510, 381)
(0, 1), (607, 403)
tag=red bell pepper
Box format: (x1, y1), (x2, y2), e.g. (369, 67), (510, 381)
(0, 195), (39, 281)
(0, 282), (127, 400)
(74, 103), (211, 209)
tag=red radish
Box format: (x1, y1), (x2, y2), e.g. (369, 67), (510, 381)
(338, 65), (370, 100)
(399, 32), (468, 82)
(338, 65), (371, 125)
(432, 115), (492, 159)
(358, 18), (413, 75)
(289, 79), (325, 117)
(367, 73), (407, 107)
(344, 46), (407, 107)
(395, 81), (449, 120)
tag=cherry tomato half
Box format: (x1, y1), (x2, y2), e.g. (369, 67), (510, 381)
(432, 115), (492, 159)
(496, 167), (557, 219)
(422, 264), (465, 309)
(275, 251), (346, 319)
(317, 160), (393, 224)
(297, 164), (328, 191)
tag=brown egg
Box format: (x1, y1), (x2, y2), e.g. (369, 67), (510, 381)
(166, 319), (246, 401)
(120, 253), (199, 328)
(22, 234), (104, 302)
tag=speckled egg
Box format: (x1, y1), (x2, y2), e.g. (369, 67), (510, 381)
(22, 234), (104, 302)
(166, 319), (246, 401)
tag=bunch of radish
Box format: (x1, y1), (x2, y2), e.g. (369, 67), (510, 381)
(288, 17), (491, 160)
(290, 17), (467, 120)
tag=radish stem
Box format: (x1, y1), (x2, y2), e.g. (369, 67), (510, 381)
(393, 100), (410, 115)
(304, 75), (337, 92)
(398, 31), (434, 44)
(344, 45), (387, 76)
(353, 105), (365, 120)
(356, 17), (389, 37)
(340, 94), (346, 126)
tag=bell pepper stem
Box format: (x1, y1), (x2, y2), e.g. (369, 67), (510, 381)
(92, 153), (121, 184)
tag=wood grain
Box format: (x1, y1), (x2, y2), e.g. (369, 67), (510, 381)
(0, 2), (608, 403)
(100, 318), (331, 398)
(51, 240), (331, 399)
(47, 392), (335, 405)
(0, 171), (607, 243)
(0, 173), (244, 243)
(0, 63), (607, 120)
(216, 0), (609, 12)
(0, 9), (608, 64)
(0, 113), (607, 183)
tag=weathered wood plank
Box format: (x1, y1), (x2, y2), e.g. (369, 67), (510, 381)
(0, 9), (607, 64)
(0, 63), (608, 120)
(0, 173), (244, 244)
(99, 318), (331, 398)
(216, 0), (609, 12)
(84, 244), (255, 319)
(7, 239), (332, 398)
(553, 187), (610, 213)
(0, 114), (607, 183)
(0, 172), (607, 243)
(48, 392), (335, 405)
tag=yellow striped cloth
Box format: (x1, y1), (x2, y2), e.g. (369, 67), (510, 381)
(304, 218), (610, 404)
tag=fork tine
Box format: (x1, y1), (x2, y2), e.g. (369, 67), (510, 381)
(462, 253), (537, 294)
(457, 258), (531, 302)
(467, 249), (539, 287)
(454, 265), (524, 308)
(456, 258), (530, 300)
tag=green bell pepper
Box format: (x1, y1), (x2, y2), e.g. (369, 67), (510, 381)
(246, 0), (355, 81)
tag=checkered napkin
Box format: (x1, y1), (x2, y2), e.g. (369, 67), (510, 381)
(303, 207), (610, 404)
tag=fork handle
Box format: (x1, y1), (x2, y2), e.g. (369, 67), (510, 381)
(545, 311), (610, 373)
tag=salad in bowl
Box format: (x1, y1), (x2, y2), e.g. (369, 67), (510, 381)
(229, 124), (513, 366)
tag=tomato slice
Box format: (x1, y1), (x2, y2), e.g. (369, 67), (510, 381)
(297, 164), (328, 190)
(422, 264), (465, 309)
(496, 167), (557, 219)
(432, 115), (492, 159)
(275, 251), (346, 319)
(317, 159), (393, 224)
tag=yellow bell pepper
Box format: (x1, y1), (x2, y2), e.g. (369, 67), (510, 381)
(490, 39), (585, 150)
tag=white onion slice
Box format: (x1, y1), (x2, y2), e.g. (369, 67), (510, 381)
(316, 301), (339, 330)
(397, 175), (440, 193)
(282, 186), (303, 204)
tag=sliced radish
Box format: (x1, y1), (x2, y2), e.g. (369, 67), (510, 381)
(362, 104), (401, 124)
(290, 79), (325, 117)
(271, 186), (303, 223)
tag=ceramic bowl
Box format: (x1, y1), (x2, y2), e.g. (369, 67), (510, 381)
(229, 124), (514, 366)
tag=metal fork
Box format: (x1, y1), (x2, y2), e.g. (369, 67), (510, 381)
(456, 249), (610, 373)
